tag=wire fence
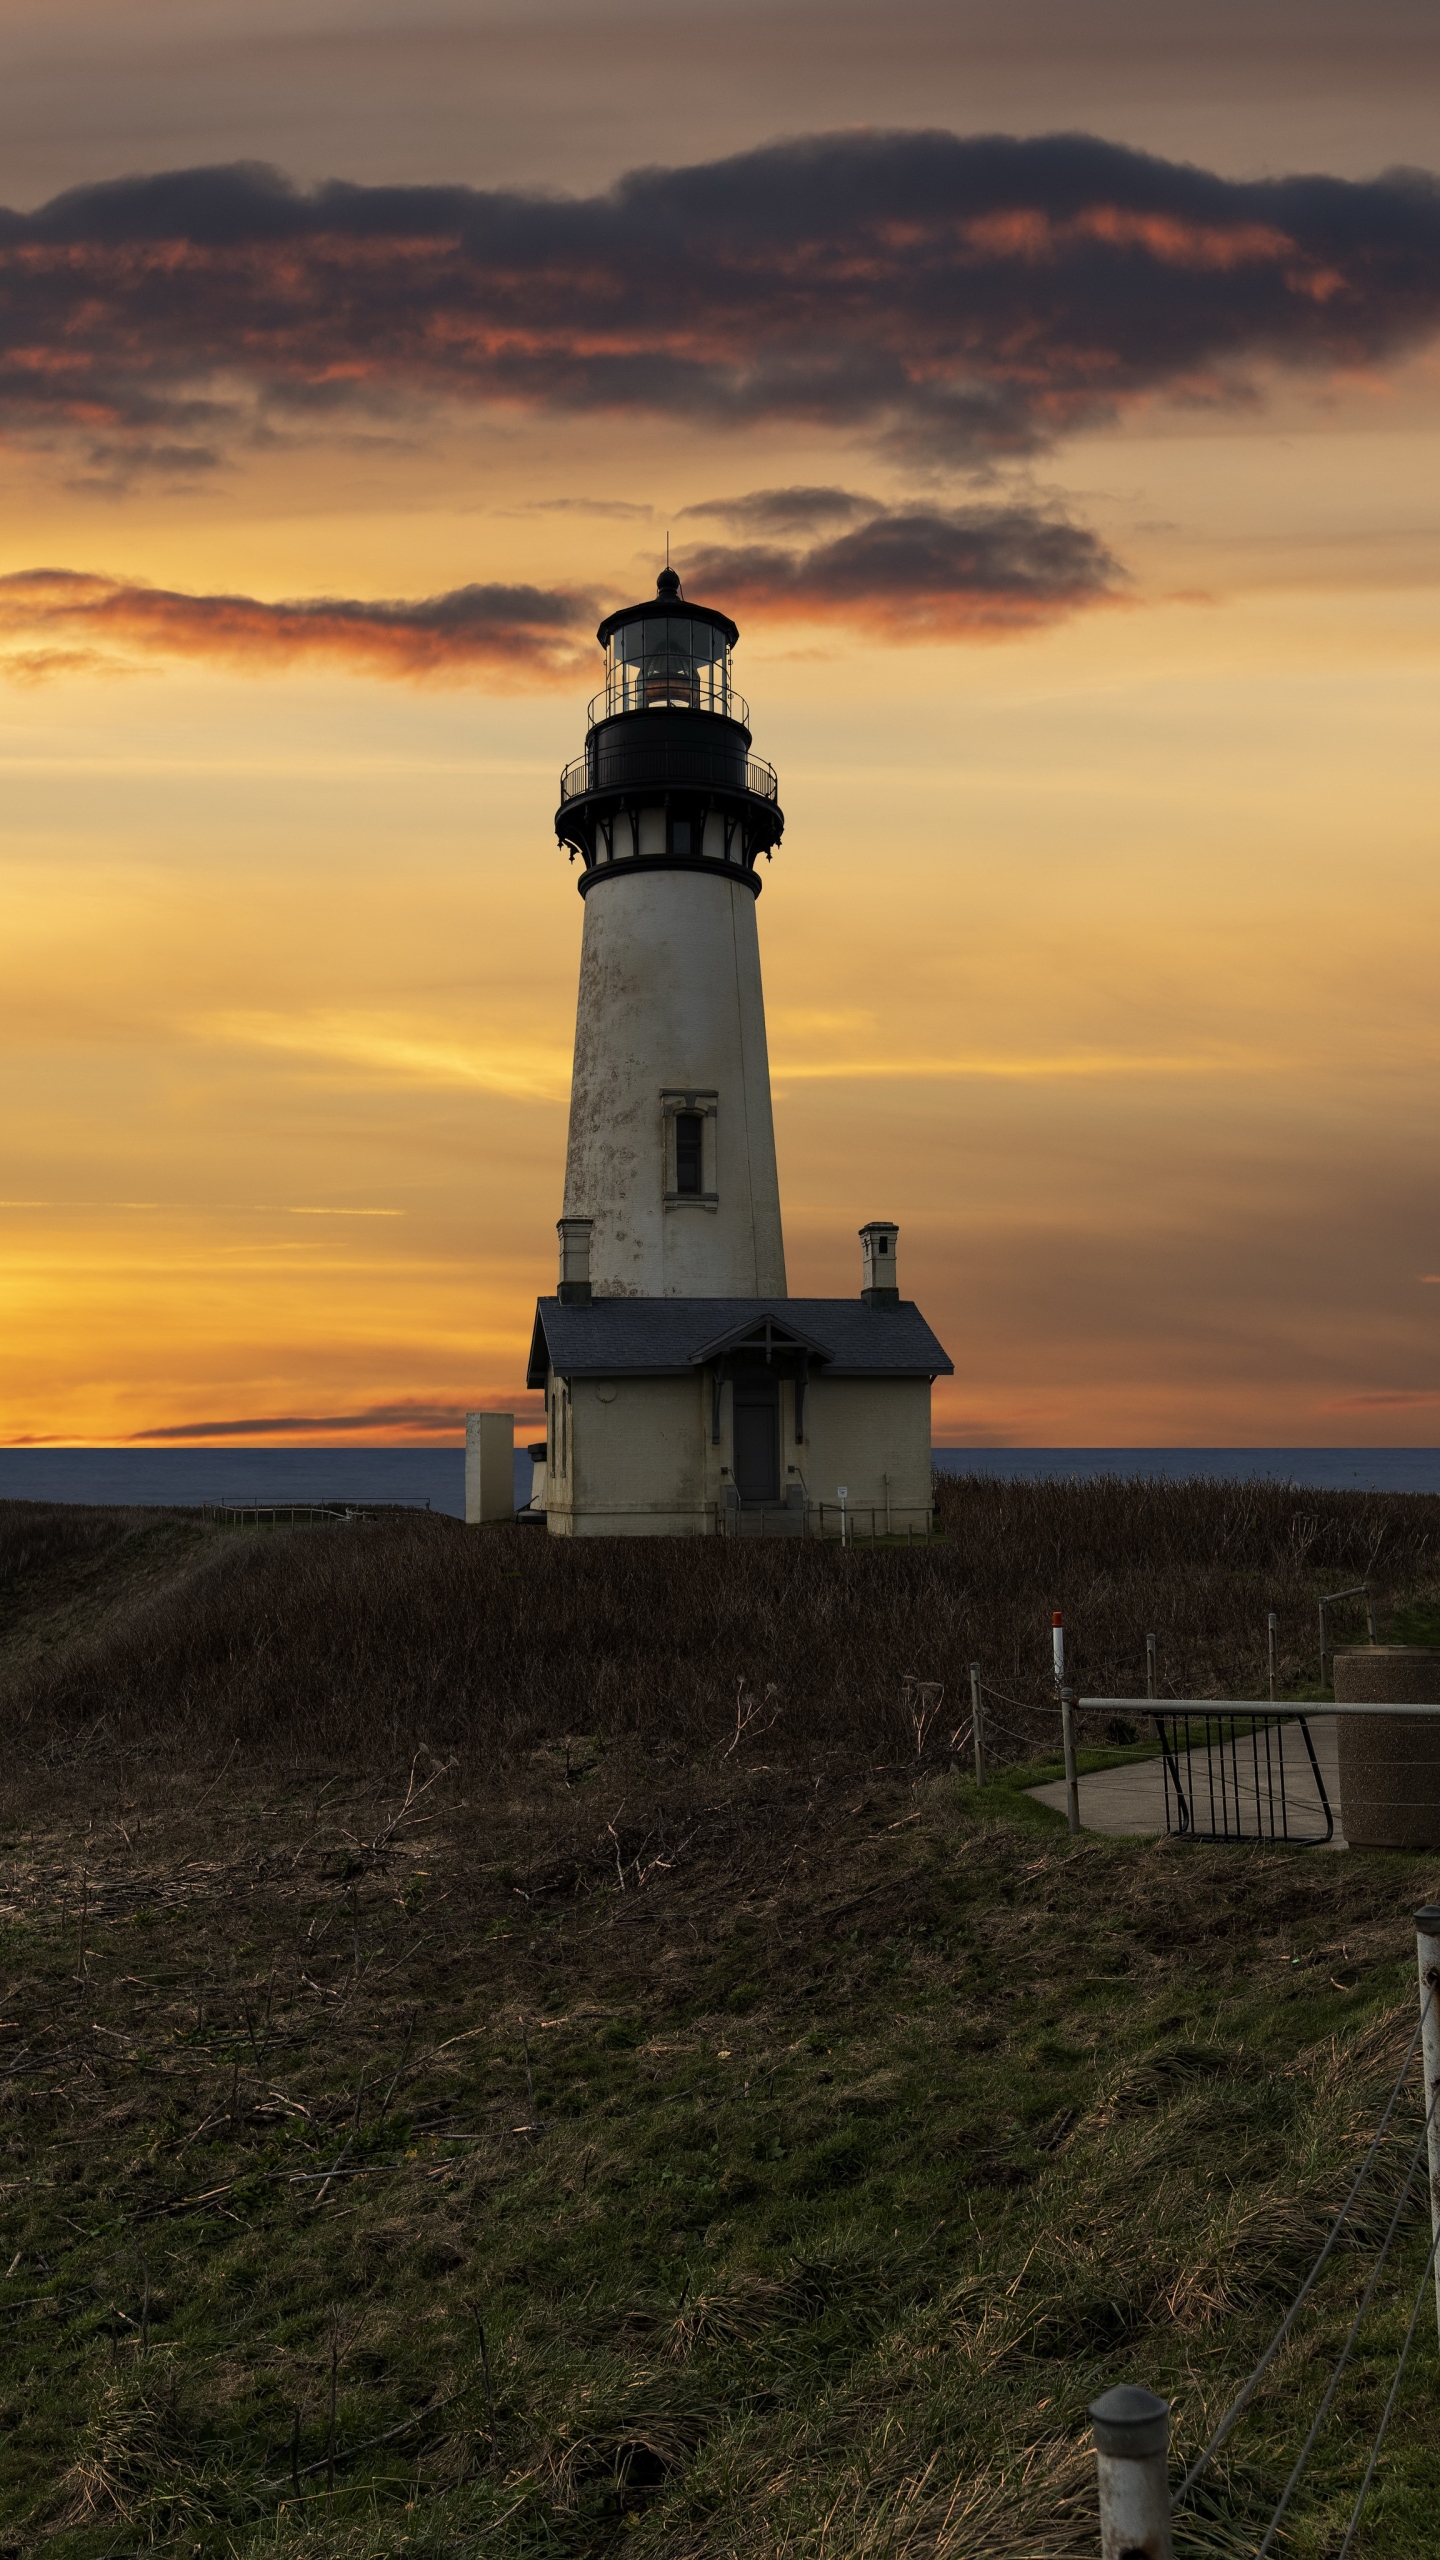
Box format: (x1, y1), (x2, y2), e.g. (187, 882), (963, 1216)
(1089, 1918), (1440, 2557)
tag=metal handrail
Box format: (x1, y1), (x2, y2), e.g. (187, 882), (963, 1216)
(719, 1500), (936, 1542)
(1079, 1698), (1440, 1715)
(586, 684), (750, 730)
(558, 750), (779, 806)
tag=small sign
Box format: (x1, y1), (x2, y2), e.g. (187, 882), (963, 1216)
(837, 1486), (848, 1500)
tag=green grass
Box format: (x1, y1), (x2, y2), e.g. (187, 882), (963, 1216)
(1, 1757), (1436, 2559)
(1385, 1603), (1440, 1648)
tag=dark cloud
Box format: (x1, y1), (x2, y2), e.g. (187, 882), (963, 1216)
(0, 132), (1438, 471)
(680, 487), (877, 535)
(680, 503), (1121, 633)
(0, 502), (1119, 683)
(0, 568), (593, 684)
(133, 1401), (472, 1439)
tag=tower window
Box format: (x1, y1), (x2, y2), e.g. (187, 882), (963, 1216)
(675, 1112), (704, 1195)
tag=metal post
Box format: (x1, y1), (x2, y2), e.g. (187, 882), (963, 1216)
(1089, 2386), (1173, 2560)
(1318, 1583), (1372, 1690)
(1417, 1905), (1440, 2350)
(1061, 1684), (1080, 1836)
(970, 1662), (985, 1786)
(1267, 1612), (1278, 1704)
(1145, 1633), (1157, 1702)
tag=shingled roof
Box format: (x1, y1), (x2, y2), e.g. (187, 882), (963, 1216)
(527, 1296), (953, 1390)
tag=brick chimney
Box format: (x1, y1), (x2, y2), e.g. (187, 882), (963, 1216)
(859, 1220), (899, 1306)
(557, 1215), (593, 1304)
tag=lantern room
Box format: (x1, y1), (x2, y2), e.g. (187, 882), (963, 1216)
(595, 565), (739, 721)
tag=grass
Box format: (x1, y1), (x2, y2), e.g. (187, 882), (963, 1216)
(2, 1468), (1434, 1780)
(1, 1475), (1439, 2556)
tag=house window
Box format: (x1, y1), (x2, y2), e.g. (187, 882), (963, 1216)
(675, 1112), (704, 1195)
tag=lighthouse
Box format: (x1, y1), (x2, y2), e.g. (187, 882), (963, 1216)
(525, 567), (952, 1537)
(555, 564), (786, 1298)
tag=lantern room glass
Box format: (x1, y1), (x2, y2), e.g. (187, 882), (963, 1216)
(602, 616), (734, 720)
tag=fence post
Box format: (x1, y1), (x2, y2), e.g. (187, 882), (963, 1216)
(1145, 1633), (1157, 1702)
(1088, 2385), (1173, 2560)
(970, 1662), (985, 1786)
(1061, 1684), (1080, 1836)
(1267, 1612), (1278, 1703)
(1418, 1905), (1440, 2350)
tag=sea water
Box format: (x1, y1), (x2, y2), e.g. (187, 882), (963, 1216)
(2, 1445), (1439, 1519)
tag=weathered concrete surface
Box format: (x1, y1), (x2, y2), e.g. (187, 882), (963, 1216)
(464, 1411), (515, 1524)
(1028, 1715), (1345, 1846)
(562, 863), (786, 1298)
(1333, 1648), (1440, 1848)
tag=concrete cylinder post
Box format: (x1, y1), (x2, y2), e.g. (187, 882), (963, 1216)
(970, 1661), (985, 1786)
(1418, 1905), (1440, 2350)
(1088, 2385), (1173, 2560)
(1332, 1649), (1440, 1848)
(1061, 1684), (1080, 1836)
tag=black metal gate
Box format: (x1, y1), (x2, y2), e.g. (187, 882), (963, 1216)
(1152, 1709), (1335, 1846)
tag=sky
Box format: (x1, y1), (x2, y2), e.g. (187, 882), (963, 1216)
(2, 0), (1440, 1451)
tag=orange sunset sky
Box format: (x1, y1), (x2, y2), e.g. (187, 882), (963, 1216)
(3, 0), (1440, 1451)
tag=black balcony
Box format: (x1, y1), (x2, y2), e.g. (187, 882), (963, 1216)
(560, 743), (778, 807)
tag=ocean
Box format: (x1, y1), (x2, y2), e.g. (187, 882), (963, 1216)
(1, 1445), (1438, 1519)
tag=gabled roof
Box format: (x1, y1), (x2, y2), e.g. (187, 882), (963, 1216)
(526, 1296), (953, 1390)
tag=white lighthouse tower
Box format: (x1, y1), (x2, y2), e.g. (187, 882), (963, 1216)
(556, 565), (786, 1298)
(525, 566), (952, 1536)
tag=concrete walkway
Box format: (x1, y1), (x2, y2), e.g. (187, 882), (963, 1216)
(1028, 1714), (1344, 1847)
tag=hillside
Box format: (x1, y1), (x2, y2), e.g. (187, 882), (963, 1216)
(0, 1479), (1437, 2557)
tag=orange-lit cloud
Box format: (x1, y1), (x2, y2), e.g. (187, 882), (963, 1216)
(0, 568), (593, 686)
(134, 1400), (472, 1440)
(0, 496), (1122, 682)
(2, 134), (1439, 478)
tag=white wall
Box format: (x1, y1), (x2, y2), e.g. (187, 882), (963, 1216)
(541, 1360), (934, 1537)
(545, 1368), (716, 1536)
(794, 1376), (934, 1532)
(562, 863), (786, 1298)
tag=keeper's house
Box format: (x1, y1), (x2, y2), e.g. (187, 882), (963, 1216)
(526, 1223), (951, 1539)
